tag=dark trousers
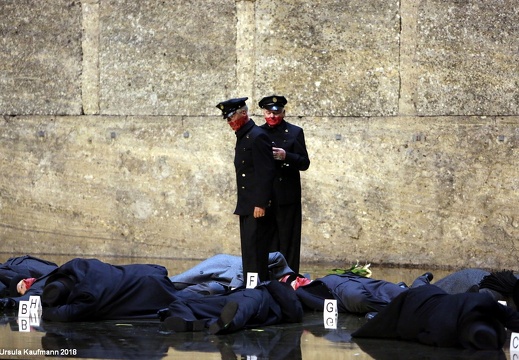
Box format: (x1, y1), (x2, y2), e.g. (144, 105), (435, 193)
(239, 212), (273, 282)
(269, 202), (302, 274)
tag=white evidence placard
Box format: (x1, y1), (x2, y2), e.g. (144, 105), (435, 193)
(324, 299), (338, 329)
(510, 332), (519, 356)
(246, 272), (259, 288)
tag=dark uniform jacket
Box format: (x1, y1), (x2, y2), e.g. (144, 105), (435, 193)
(352, 284), (519, 349)
(42, 258), (178, 321)
(233, 119), (276, 215)
(260, 120), (310, 205)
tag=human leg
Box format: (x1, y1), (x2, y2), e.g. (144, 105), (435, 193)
(239, 214), (271, 282)
(276, 203), (302, 274)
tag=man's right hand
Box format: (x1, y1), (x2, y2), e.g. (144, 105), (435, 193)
(253, 207), (266, 218)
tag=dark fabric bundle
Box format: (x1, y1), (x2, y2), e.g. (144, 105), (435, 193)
(479, 270), (517, 295)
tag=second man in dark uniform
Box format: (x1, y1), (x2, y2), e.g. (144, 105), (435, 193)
(259, 95), (310, 274)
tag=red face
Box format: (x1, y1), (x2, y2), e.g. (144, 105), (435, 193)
(263, 109), (284, 127)
(17, 278), (36, 295)
(227, 111), (248, 131)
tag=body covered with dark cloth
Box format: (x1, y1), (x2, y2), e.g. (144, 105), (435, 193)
(295, 273), (429, 314)
(164, 280), (303, 334)
(169, 252), (294, 295)
(352, 284), (519, 350)
(0, 255), (58, 296)
(42, 258), (178, 321)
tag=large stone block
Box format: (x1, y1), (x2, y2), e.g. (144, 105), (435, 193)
(0, 0), (82, 115)
(253, 0), (401, 117)
(98, 0), (237, 116)
(411, 0), (519, 115)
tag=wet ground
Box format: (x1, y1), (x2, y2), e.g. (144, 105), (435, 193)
(0, 256), (516, 359)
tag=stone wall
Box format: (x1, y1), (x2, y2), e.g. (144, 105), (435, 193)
(1, 0), (518, 269)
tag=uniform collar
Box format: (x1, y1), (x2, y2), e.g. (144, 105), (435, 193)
(235, 118), (256, 138)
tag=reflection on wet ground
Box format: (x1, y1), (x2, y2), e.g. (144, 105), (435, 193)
(0, 256), (514, 359)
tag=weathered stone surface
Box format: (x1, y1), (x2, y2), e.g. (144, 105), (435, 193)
(299, 116), (519, 268)
(98, 0), (237, 116)
(253, 0), (401, 117)
(1, 0), (519, 270)
(412, 0), (519, 115)
(1, 115), (518, 269)
(0, 0), (82, 115)
(82, 0), (101, 115)
(0, 116), (240, 258)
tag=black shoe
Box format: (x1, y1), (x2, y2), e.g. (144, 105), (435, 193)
(396, 282), (408, 289)
(157, 308), (171, 322)
(209, 302), (239, 335)
(162, 317), (206, 332)
(365, 312), (378, 320)
(422, 272), (434, 282)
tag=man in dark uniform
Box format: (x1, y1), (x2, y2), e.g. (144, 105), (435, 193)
(216, 97), (276, 283)
(259, 95), (310, 274)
